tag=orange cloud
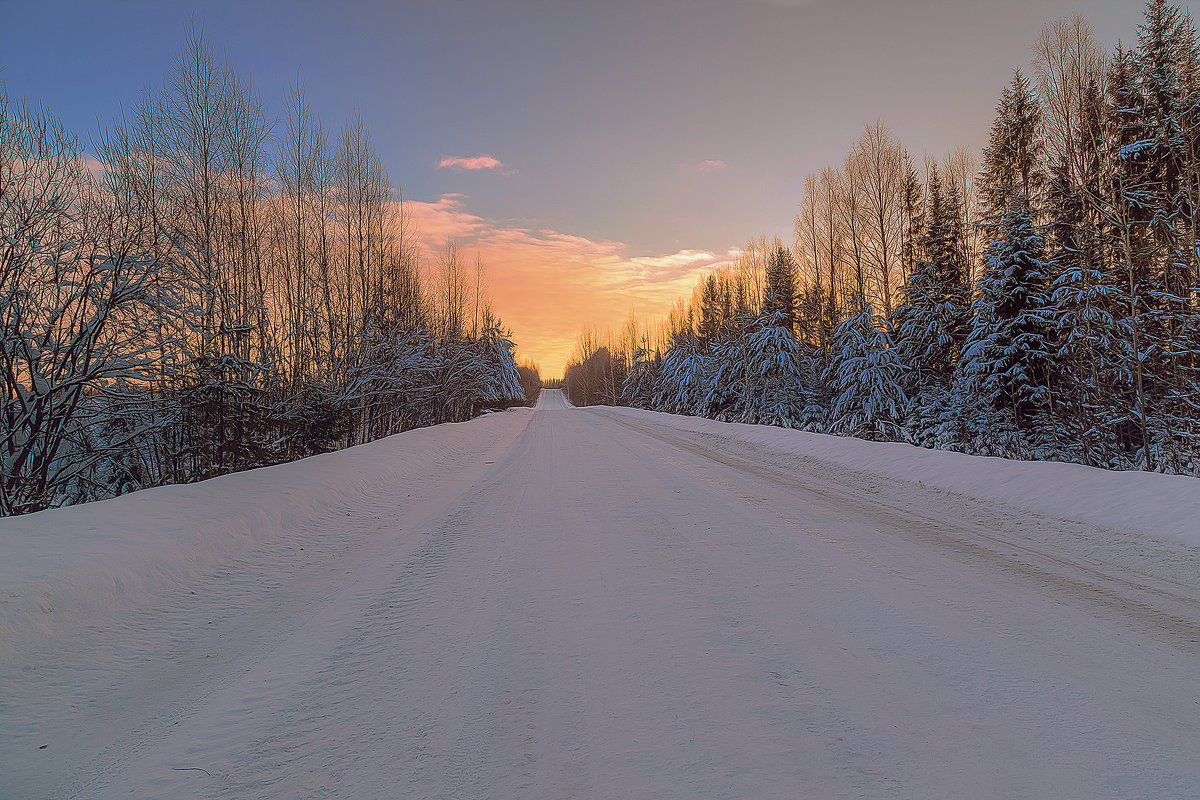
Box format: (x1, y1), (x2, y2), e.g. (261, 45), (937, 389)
(437, 154), (514, 174)
(408, 195), (733, 377)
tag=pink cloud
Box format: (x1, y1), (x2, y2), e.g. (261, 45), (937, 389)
(406, 195), (733, 377)
(437, 154), (514, 174)
(405, 193), (490, 243)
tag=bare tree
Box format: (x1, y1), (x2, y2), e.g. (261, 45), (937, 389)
(1, 96), (160, 513)
(273, 79), (323, 392)
(1033, 14), (1107, 191)
(852, 123), (905, 318)
(942, 148), (980, 285)
(837, 153), (868, 308)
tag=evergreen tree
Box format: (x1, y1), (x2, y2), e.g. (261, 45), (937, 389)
(763, 242), (798, 329)
(474, 314), (525, 406)
(1049, 245), (1132, 467)
(896, 164), (969, 382)
(980, 70), (1046, 222)
(1101, 7), (1200, 470)
(1129, 0), (1200, 469)
(653, 332), (710, 415)
(960, 197), (1054, 432)
(824, 303), (907, 439)
(1044, 77), (1127, 466)
(697, 274), (722, 348)
(1104, 41), (1159, 467)
(742, 308), (808, 426)
(623, 344), (661, 409)
(703, 319), (751, 420)
(900, 152), (925, 289)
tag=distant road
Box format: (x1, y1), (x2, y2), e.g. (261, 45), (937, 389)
(6, 388), (1200, 798)
(537, 386), (572, 409)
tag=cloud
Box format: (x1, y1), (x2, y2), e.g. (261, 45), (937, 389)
(679, 159), (728, 174)
(406, 195), (733, 376)
(406, 193), (491, 242)
(437, 154), (515, 175)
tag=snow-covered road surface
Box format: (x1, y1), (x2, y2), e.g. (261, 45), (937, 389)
(4, 388), (1200, 799)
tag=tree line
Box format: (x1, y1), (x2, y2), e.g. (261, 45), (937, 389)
(1, 28), (529, 517)
(566, 1), (1200, 476)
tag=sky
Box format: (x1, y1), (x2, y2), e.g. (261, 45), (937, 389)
(0, 0), (1187, 376)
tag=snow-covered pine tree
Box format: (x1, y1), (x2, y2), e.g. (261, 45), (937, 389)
(1127, 0), (1200, 470)
(1043, 77), (1129, 467)
(622, 343), (661, 409)
(702, 317), (751, 421)
(474, 314), (526, 408)
(895, 163), (971, 447)
(957, 71), (1056, 454)
(742, 308), (808, 427)
(959, 196), (1054, 449)
(979, 70), (1045, 222)
(1099, 11), (1200, 471)
(824, 302), (907, 439)
(1100, 41), (1160, 469)
(763, 242), (798, 329)
(896, 165), (970, 382)
(652, 331), (710, 416)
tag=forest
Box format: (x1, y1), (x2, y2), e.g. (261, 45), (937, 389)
(565, 1), (1200, 477)
(0, 30), (533, 517)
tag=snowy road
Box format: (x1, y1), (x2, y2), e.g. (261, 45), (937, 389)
(5, 388), (1200, 799)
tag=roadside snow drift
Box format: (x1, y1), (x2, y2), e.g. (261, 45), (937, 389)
(602, 407), (1200, 546)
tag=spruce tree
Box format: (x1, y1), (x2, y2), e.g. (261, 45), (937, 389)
(980, 70), (1046, 222)
(763, 243), (798, 329)
(825, 304), (907, 439)
(896, 164), (969, 382)
(960, 197), (1054, 434)
(1045, 77), (1127, 466)
(743, 307), (807, 426)
(653, 331), (709, 415)
(1130, 0), (1200, 469)
(697, 274), (722, 349)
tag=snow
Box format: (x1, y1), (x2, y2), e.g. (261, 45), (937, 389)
(3, 390), (1199, 799)
(0, 411), (530, 668)
(601, 406), (1200, 547)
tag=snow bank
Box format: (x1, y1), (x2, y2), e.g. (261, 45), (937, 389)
(604, 407), (1200, 547)
(0, 410), (531, 664)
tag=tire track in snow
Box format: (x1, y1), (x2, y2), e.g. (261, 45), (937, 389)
(45, 411), (534, 800)
(596, 409), (1200, 655)
(192, 411), (545, 799)
(584, 405), (1200, 796)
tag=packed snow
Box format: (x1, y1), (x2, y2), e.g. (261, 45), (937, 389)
(600, 406), (1200, 548)
(2, 389), (1199, 799)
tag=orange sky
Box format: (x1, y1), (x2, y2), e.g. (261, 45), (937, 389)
(409, 193), (734, 378)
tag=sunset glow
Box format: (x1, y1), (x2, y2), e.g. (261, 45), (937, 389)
(409, 194), (733, 376)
